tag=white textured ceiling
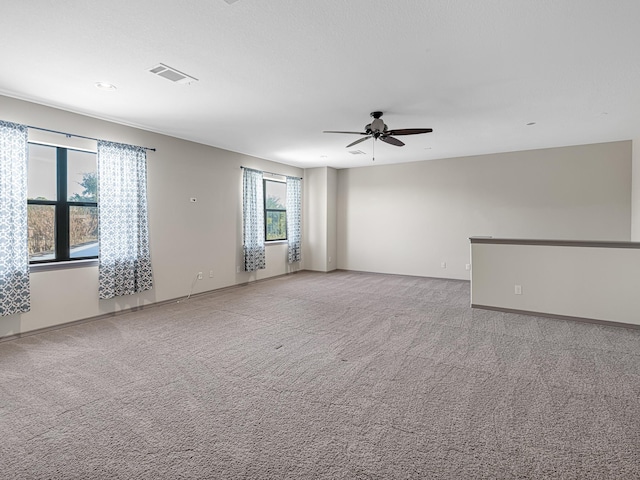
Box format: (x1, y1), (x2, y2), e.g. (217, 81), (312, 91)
(1, 1), (639, 168)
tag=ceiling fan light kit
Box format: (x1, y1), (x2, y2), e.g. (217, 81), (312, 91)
(324, 111), (432, 151)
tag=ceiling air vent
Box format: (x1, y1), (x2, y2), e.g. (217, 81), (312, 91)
(148, 63), (198, 85)
(348, 150), (366, 155)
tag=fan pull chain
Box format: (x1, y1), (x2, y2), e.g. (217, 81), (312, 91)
(372, 138), (375, 162)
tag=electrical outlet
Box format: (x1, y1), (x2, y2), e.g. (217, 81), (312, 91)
(209, 270), (214, 278)
(236, 266), (241, 273)
(197, 272), (203, 280)
(514, 285), (522, 295)
(441, 262), (446, 269)
(465, 264), (471, 271)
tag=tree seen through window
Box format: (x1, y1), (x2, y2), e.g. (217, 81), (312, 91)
(264, 179), (286, 241)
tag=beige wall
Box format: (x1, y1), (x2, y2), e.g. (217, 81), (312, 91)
(337, 141), (632, 280)
(471, 242), (640, 326)
(632, 136), (640, 241)
(302, 167), (327, 271)
(327, 167), (337, 271)
(302, 166), (337, 272)
(0, 95), (303, 337)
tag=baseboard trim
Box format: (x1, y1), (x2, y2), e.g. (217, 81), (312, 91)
(0, 270), (307, 343)
(335, 268), (470, 283)
(471, 304), (640, 330)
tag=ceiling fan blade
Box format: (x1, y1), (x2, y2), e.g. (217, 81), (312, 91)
(346, 136), (371, 148)
(323, 130), (368, 135)
(380, 136), (405, 147)
(386, 128), (433, 136)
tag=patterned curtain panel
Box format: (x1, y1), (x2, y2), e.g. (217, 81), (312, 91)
(286, 176), (302, 263)
(242, 168), (265, 271)
(97, 141), (153, 299)
(0, 121), (30, 316)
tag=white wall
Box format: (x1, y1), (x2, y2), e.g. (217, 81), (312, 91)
(0, 95), (303, 337)
(337, 141), (632, 280)
(302, 167), (337, 272)
(471, 242), (640, 326)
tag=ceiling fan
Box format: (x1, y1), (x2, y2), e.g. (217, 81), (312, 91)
(324, 111), (433, 148)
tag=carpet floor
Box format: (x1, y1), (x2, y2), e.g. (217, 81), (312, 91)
(1, 271), (639, 479)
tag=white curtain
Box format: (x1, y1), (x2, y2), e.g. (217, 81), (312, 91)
(0, 121), (30, 316)
(242, 168), (265, 271)
(97, 141), (153, 299)
(286, 176), (301, 263)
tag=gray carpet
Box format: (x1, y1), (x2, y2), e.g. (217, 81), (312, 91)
(1, 271), (639, 479)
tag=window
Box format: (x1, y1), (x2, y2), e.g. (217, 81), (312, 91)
(264, 179), (287, 241)
(27, 143), (98, 263)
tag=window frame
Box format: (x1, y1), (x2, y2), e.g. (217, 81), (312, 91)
(27, 143), (98, 264)
(263, 178), (287, 242)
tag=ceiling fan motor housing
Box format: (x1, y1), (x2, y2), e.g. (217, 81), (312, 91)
(368, 112), (387, 137)
(369, 118), (387, 136)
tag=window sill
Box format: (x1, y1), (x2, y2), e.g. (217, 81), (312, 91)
(266, 240), (288, 245)
(30, 259), (98, 272)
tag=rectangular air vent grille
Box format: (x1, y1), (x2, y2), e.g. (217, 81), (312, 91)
(348, 150), (366, 155)
(148, 63), (198, 85)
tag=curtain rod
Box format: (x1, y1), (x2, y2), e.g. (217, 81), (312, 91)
(27, 125), (156, 152)
(240, 166), (302, 179)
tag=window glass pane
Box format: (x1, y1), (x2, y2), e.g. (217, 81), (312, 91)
(67, 149), (97, 202)
(70, 205), (99, 258)
(28, 144), (57, 200)
(28, 204), (56, 261)
(266, 181), (286, 209)
(266, 211), (286, 241)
